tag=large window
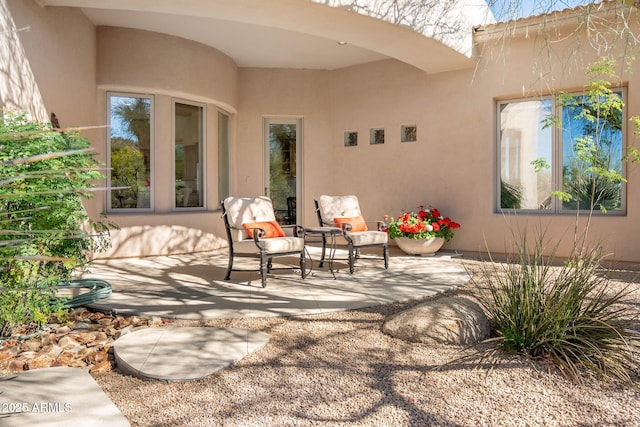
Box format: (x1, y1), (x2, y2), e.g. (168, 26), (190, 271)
(108, 93), (153, 210)
(174, 101), (204, 208)
(498, 90), (625, 213)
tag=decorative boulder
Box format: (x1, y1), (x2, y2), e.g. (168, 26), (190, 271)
(383, 296), (490, 346)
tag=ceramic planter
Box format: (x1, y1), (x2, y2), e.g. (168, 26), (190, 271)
(394, 237), (445, 255)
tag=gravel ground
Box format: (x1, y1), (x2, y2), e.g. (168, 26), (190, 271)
(92, 258), (640, 427)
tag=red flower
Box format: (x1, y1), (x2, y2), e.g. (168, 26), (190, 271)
(386, 203), (460, 242)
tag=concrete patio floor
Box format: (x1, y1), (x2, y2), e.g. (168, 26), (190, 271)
(81, 246), (470, 320)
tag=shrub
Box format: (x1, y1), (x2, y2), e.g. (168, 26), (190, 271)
(475, 229), (640, 384)
(0, 112), (112, 337)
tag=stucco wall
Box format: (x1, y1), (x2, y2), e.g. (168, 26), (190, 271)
(1, 0), (109, 245)
(4, 1), (639, 262)
(96, 27), (238, 113)
(2, 0), (96, 126)
(94, 27), (241, 258)
(468, 19), (640, 263)
(326, 16), (640, 263)
(236, 68), (332, 226)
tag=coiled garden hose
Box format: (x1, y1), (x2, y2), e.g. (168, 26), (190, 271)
(53, 278), (112, 309)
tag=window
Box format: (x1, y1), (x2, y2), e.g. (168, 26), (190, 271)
(370, 128), (385, 145)
(107, 93), (153, 210)
(498, 90), (625, 213)
(344, 131), (358, 147)
(218, 111), (230, 203)
(401, 125), (417, 143)
(174, 101), (204, 208)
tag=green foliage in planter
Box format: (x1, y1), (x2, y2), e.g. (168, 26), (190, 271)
(0, 112), (112, 336)
(475, 229), (640, 384)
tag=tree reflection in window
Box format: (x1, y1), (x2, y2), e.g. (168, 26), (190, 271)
(109, 95), (152, 209)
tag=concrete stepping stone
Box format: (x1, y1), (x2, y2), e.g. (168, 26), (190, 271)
(0, 366), (129, 426)
(114, 327), (269, 381)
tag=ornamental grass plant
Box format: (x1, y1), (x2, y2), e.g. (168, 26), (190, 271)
(474, 228), (640, 384)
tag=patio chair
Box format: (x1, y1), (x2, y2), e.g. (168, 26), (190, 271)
(314, 195), (388, 274)
(221, 196), (306, 287)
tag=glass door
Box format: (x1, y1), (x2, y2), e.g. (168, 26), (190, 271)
(264, 118), (301, 225)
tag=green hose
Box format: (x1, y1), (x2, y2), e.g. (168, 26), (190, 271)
(53, 278), (112, 309)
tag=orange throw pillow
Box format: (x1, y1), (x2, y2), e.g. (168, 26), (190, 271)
(243, 221), (286, 238)
(333, 215), (368, 232)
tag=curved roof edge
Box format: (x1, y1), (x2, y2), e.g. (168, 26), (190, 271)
(35, 0), (496, 73)
(315, 0), (496, 57)
(473, 1), (634, 39)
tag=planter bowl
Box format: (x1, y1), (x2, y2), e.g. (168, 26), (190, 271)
(394, 237), (445, 255)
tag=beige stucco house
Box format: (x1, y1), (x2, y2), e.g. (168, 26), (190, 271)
(2, 0), (639, 263)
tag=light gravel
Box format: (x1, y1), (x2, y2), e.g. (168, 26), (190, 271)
(94, 259), (640, 427)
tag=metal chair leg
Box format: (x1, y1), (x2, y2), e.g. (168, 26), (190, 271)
(260, 252), (268, 288)
(348, 245), (355, 274)
(319, 234), (327, 267)
(383, 245), (389, 269)
(225, 252), (234, 280)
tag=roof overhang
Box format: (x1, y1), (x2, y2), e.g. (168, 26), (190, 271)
(35, 0), (494, 73)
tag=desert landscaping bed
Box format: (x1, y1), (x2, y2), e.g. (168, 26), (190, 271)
(3, 258), (640, 426)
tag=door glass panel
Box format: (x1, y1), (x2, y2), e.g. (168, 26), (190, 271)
(268, 123), (297, 224)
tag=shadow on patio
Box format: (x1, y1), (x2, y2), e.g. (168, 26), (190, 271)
(81, 246), (470, 320)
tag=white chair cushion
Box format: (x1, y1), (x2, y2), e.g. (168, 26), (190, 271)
(233, 236), (305, 254)
(318, 195), (362, 223)
(224, 196), (277, 242)
(347, 231), (388, 246)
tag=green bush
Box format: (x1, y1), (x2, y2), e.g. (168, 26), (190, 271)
(0, 112), (112, 336)
(475, 229), (640, 384)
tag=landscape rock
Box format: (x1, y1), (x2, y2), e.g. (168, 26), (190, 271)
(382, 296), (490, 346)
(90, 360), (112, 374)
(29, 354), (54, 369)
(21, 338), (42, 352)
(0, 309), (169, 376)
(74, 321), (91, 330)
(87, 350), (109, 365)
(40, 344), (63, 359)
(58, 336), (82, 350)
